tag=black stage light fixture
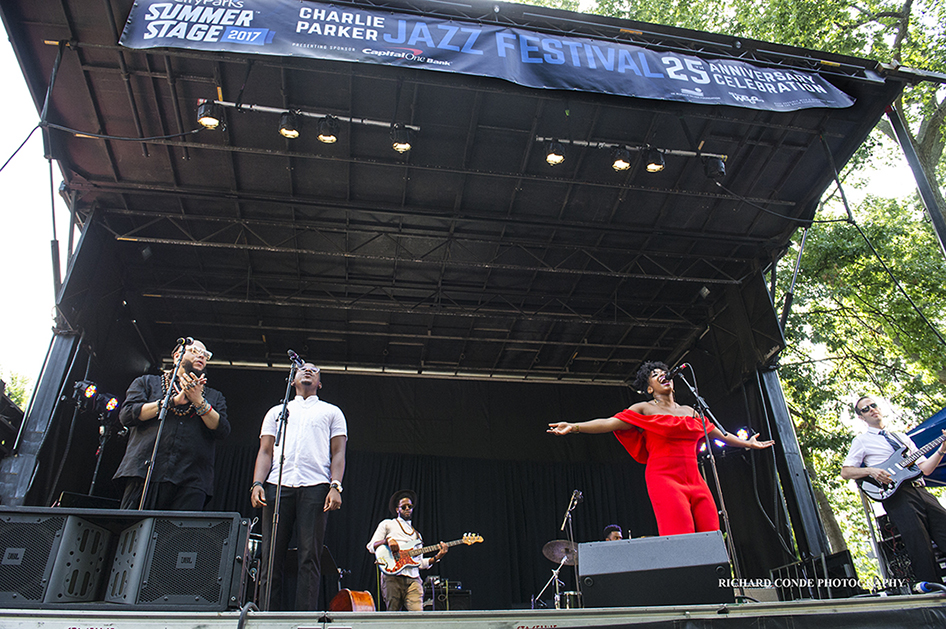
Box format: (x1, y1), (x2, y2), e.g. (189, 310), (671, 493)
(644, 147), (665, 173)
(391, 124), (412, 153)
(703, 155), (726, 179)
(72, 380), (98, 412)
(546, 140), (565, 165)
(611, 146), (632, 171)
(317, 116), (339, 144)
(278, 111), (300, 139)
(196, 100), (224, 130)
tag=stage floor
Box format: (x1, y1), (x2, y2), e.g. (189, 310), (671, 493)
(1, 595), (945, 629)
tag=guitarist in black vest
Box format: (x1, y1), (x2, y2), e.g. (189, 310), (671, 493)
(367, 490), (448, 611)
(841, 396), (946, 584)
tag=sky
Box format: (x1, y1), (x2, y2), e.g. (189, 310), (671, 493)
(0, 35), (72, 388)
(0, 20), (920, 401)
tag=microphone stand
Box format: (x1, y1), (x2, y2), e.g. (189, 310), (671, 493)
(559, 491), (582, 605)
(533, 555), (569, 609)
(675, 370), (745, 592)
(261, 359), (299, 611)
(138, 338), (189, 510)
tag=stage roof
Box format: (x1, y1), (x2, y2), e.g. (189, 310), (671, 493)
(0, 0), (920, 384)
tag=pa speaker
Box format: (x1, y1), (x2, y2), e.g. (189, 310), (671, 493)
(106, 513), (247, 610)
(578, 531), (734, 607)
(0, 512), (112, 605)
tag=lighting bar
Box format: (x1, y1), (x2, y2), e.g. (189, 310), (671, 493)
(535, 136), (727, 161)
(209, 100), (420, 132)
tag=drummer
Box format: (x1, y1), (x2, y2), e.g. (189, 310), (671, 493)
(603, 524), (624, 541)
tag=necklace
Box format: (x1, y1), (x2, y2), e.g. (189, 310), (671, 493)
(161, 371), (195, 416)
(396, 518), (417, 538)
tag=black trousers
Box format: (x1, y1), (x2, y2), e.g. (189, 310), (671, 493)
(884, 483), (946, 583)
(259, 483), (330, 610)
(119, 477), (207, 511)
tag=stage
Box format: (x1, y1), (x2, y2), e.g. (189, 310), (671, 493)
(1, 595), (945, 629)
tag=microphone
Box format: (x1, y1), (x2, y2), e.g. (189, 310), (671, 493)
(176, 337), (194, 346)
(659, 363), (688, 384)
(287, 349), (304, 367)
(572, 489), (583, 504)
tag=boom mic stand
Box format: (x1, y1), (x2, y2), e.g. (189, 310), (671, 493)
(261, 357), (300, 611)
(674, 369), (745, 590)
(138, 337), (190, 510)
(533, 555), (569, 609)
(560, 490), (582, 606)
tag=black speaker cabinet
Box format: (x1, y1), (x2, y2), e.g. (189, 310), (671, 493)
(578, 531), (734, 607)
(0, 506), (248, 610)
(0, 512), (112, 605)
(106, 514), (247, 610)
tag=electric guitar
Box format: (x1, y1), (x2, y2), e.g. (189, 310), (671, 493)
(375, 533), (483, 575)
(859, 432), (946, 501)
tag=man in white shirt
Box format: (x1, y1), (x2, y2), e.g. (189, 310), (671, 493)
(250, 362), (347, 610)
(367, 490), (447, 611)
(841, 395), (946, 583)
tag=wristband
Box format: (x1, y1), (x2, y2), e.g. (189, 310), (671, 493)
(330, 480), (343, 493)
(251, 481), (264, 492)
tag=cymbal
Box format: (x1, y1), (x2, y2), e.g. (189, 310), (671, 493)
(542, 539), (578, 565)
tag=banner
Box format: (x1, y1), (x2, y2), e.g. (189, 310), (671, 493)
(119, 0), (855, 112)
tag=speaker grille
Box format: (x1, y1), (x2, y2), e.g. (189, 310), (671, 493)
(0, 514), (65, 602)
(137, 518), (232, 604)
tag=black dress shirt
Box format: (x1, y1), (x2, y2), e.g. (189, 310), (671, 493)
(113, 373), (230, 496)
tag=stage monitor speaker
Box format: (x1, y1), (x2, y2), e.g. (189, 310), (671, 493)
(0, 512), (112, 605)
(578, 531), (734, 607)
(106, 513), (247, 610)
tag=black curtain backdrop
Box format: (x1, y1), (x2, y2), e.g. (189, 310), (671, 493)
(204, 370), (791, 609)
(43, 367), (793, 610)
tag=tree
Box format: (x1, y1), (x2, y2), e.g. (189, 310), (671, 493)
(0, 367), (31, 409)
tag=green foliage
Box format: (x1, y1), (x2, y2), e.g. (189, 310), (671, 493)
(0, 366), (31, 409)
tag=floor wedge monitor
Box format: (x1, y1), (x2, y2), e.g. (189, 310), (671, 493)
(578, 531), (735, 607)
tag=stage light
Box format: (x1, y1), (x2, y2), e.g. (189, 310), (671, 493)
(278, 111), (300, 139)
(104, 397), (119, 413)
(703, 155), (726, 179)
(196, 100), (224, 130)
(644, 147), (665, 172)
(736, 428), (750, 441)
(317, 116), (339, 144)
(546, 140), (565, 165)
(75, 380), (96, 400)
(611, 146), (632, 171)
(391, 124), (412, 153)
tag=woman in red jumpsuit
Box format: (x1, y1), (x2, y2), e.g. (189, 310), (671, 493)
(548, 361), (774, 536)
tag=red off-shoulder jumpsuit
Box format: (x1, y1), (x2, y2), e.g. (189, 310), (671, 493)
(612, 408), (719, 536)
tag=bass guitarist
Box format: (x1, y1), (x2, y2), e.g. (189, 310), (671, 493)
(367, 490), (447, 611)
(841, 396), (946, 584)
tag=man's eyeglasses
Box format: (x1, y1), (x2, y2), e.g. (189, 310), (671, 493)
(186, 347), (213, 360)
(399, 504), (413, 510)
(856, 402), (878, 415)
